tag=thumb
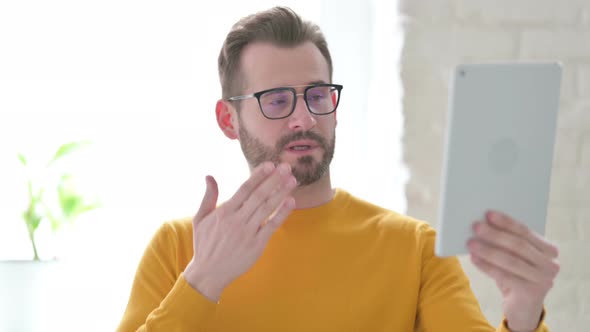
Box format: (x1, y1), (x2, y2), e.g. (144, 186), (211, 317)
(194, 175), (219, 223)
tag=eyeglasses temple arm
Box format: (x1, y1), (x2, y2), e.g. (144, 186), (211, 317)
(227, 94), (255, 101)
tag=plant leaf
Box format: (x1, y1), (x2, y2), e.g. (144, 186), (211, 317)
(17, 153), (27, 166)
(57, 176), (99, 220)
(61, 195), (81, 218)
(23, 202), (44, 234)
(72, 201), (101, 217)
(47, 140), (91, 167)
(49, 215), (61, 231)
(41, 203), (62, 231)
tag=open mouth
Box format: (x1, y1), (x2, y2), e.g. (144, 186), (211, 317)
(285, 139), (319, 152)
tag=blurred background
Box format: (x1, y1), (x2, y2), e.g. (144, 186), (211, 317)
(0, 0), (588, 331)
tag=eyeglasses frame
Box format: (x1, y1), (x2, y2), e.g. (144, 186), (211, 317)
(226, 83), (343, 120)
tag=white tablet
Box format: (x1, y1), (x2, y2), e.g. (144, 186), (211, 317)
(435, 62), (562, 257)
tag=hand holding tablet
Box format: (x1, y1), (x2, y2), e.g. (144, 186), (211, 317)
(435, 62), (562, 330)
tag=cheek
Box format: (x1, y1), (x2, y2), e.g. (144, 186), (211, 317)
(317, 116), (337, 133)
(266, 128), (286, 145)
(241, 116), (282, 143)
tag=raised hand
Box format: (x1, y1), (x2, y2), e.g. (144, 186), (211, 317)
(183, 162), (297, 302)
(468, 211), (560, 332)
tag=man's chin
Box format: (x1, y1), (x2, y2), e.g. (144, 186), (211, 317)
(292, 163), (326, 186)
(292, 172), (323, 186)
(280, 150), (317, 163)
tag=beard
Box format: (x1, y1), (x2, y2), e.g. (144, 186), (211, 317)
(238, 119), (335, 186)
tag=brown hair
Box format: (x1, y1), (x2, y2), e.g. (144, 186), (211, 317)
(218, 6), (333, 99)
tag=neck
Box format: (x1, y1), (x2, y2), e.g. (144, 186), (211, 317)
(292, 172), (334, 209)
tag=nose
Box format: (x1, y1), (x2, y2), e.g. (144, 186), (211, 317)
(287, 93), (317, 131)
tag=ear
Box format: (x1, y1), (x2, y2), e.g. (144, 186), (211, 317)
(216, 100), (239, 140)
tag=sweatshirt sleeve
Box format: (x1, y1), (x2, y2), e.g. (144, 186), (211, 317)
(116, 223), (217, 331)
(496, 310), (548, 332)
(415, 223), (549, 332)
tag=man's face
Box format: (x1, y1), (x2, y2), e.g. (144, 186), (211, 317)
(232, 41), (336, 186)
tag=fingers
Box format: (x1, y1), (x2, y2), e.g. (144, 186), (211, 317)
(470, 253), (516, 284)
(472, 221), (559, 281)
(225, 162), (275, 211)
(193, 175), (219, 223)
(486, 211), (559, 258)
(186, 164), (296, 299)
(245, 172), (297, 234)
(257, 196), (296, 242)
(468, 239), (556, 287)
(196, 162), (295, 244)
(469, 253), (552, 297)
(240, 163), (295, 223)
(469, 212), (561, 288)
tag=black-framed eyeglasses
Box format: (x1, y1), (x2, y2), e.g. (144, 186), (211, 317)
(227, 84), (343, 120)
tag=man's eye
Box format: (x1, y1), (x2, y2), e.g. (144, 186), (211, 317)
(270, 98), (287, 106)
(309, 94), (325, 101)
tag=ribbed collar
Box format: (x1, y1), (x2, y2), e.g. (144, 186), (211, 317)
(278, 188), (351, 234)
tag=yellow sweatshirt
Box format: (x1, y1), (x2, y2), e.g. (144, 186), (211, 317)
(117, 189), (548, 332)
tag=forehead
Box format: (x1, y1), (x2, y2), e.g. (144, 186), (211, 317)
(239, 41), (330, 93)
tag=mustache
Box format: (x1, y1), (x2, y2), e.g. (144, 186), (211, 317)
(276, 131), (327, 150)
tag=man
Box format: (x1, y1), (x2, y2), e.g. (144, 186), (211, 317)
(117, 7), (559, 332)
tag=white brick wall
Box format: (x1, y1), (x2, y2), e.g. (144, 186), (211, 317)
(579, 65), (590, 97)
(581, 133), (590, 165)
(399, 1), (590, 330)
(455, 0), (582, 24)
(521, 30), (590, 58)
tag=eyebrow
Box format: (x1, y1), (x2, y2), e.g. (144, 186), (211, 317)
(227, 81), (331, 101)
(281, 81), (328, 89)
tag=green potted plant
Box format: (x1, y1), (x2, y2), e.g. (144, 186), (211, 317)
(18, 140), (100, 260)
(0, 141), (100, 331)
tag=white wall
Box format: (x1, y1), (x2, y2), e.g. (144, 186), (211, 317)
(0, 1), (405, 330)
